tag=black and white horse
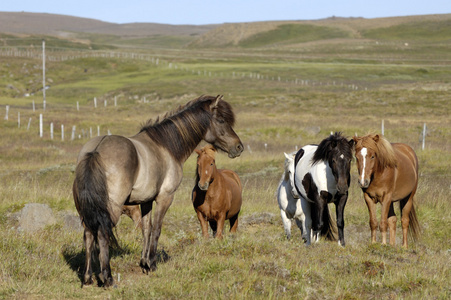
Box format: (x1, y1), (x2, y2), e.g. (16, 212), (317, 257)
(294, 132), (354, 246)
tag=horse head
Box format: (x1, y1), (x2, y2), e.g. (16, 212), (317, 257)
(315, 132), (354, 194)
(353, 134), (397, 189)
(204, 95), (243, 158)
(284, 152), (299, 199)
(195, 145), (217, 191)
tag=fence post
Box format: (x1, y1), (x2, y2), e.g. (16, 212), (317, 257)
(422, 123), (427, 150)
(381, 120), (384, 135)
(4, 105), (9, 120)
(27, 118), (32, 131)
(71, 125), (76, 141)
(50, 122), (54, 139)
(61, 124), (64, 141)
(39, 114), (43, 138)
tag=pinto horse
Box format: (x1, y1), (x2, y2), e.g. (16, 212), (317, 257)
(294, 132), (354, 246)
(192, 144), (242, 239)
(73, 95), (243, 287)
(353, 134), (420, 248)
(276, 151), (311, 241)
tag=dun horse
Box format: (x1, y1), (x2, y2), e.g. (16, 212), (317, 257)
(192, 144), (242, 239)
(73, 95), (243, 287)
(353, 134), (420, 248)
(276, 151), (311, 241)
(294, 132), (354, 246)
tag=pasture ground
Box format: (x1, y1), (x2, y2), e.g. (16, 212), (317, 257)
(0, 41), (450, 299)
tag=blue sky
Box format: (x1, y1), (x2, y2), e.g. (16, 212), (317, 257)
(2, 0), (450, 25)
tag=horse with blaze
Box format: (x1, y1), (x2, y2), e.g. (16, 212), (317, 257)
(192, 144), (242, 239)
(353, 133), (420, 248)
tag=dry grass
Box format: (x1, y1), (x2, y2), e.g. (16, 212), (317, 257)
(0, 41), (450, 298)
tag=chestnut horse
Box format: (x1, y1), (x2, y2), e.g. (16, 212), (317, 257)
(73, 95), (243, 287)
(192, 144), (242, 239)
(353, 134), (420, 248)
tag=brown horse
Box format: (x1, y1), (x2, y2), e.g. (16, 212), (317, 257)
(192, 144), (242, 239)
(353, 134), (420, 248)
(73, 95), (243, 287)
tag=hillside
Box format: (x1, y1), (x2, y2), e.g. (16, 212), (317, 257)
(0, 11), (217, 39)
(1, 12), (450, 50)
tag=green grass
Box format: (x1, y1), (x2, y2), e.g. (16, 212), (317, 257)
(0, 26), (451, 298)
(239, 24), (350, 48)
(362, 19), (451, 41)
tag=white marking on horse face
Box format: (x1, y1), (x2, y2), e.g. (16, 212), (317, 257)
(340, 154), (344, 159)
(360, 147), (367, 183)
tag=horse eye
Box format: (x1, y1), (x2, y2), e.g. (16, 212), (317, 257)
(217, 118), (225, 124)
(371, 156), (375, 159)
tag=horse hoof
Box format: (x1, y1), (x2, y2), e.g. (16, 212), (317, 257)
(140, 259), (157, 274)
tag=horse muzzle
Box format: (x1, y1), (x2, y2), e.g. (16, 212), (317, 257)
(228, 142), (244, 158)
(358, 179), (370, 189)
(198, 182), (209, 191)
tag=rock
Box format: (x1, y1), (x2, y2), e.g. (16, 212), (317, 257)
(18, 203), (56, 233)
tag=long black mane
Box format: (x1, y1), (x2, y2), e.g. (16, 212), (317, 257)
(312, 132), (353, 165)
(139, 95), (235, 162)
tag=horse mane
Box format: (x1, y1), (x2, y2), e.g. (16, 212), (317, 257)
(312, 132), (352, 165)
(354, 133), (397, 169)
(140, 95), (234, 162)
(201, 144), (217, 159)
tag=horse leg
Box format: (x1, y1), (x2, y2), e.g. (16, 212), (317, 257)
(314, 195), (327, 242)
(196, 210), (210, 238)
(146, 195), (174, 271)
(209, 220), (218, 237)
(379, 195), (394, 245)
(139, 201), (153, 273)
(82, 229), (95, 286)
(229, 213), (239, 233)
(301, 198), (312, 244)
(363, 193), (378, 244)
(387, 202), (397, 246)
(335, 194), (348, 246)
(215, 213), (226, 239)
(98, 228), (114, 287)
(280, 209), (292, 239)
(400, 194), (414, 248)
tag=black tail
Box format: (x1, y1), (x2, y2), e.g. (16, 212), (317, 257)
(321, 205), (338, 241)
(74, 151), (119, 248)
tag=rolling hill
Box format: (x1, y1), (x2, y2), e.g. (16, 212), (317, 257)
(0, 11), (450, 49)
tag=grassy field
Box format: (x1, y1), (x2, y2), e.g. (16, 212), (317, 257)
(1, 22), (451, 299)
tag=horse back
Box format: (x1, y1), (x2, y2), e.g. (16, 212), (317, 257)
(392, 143), (419, 200)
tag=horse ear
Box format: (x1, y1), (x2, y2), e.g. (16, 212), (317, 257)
(284, 152), (291, 159)
(195, 149), (202, 155)
(349, 139), (355, 148)
(210, 95), (222, 109)
(373, 134), (380, 143)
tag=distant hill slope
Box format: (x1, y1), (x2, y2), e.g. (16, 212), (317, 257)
(0, 11), (217, 37)
(189, 14), (451, 48)
(0, 11), (450, 49)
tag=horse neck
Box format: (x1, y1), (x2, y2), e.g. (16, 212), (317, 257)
(143, 116), (209, 163)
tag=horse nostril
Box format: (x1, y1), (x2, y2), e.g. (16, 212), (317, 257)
(236, 143), (244, 153)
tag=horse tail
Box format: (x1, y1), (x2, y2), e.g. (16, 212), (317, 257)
(321, 205), (338, 241)
(407, 199), (421, 242)
(74, 151), (119, 248)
